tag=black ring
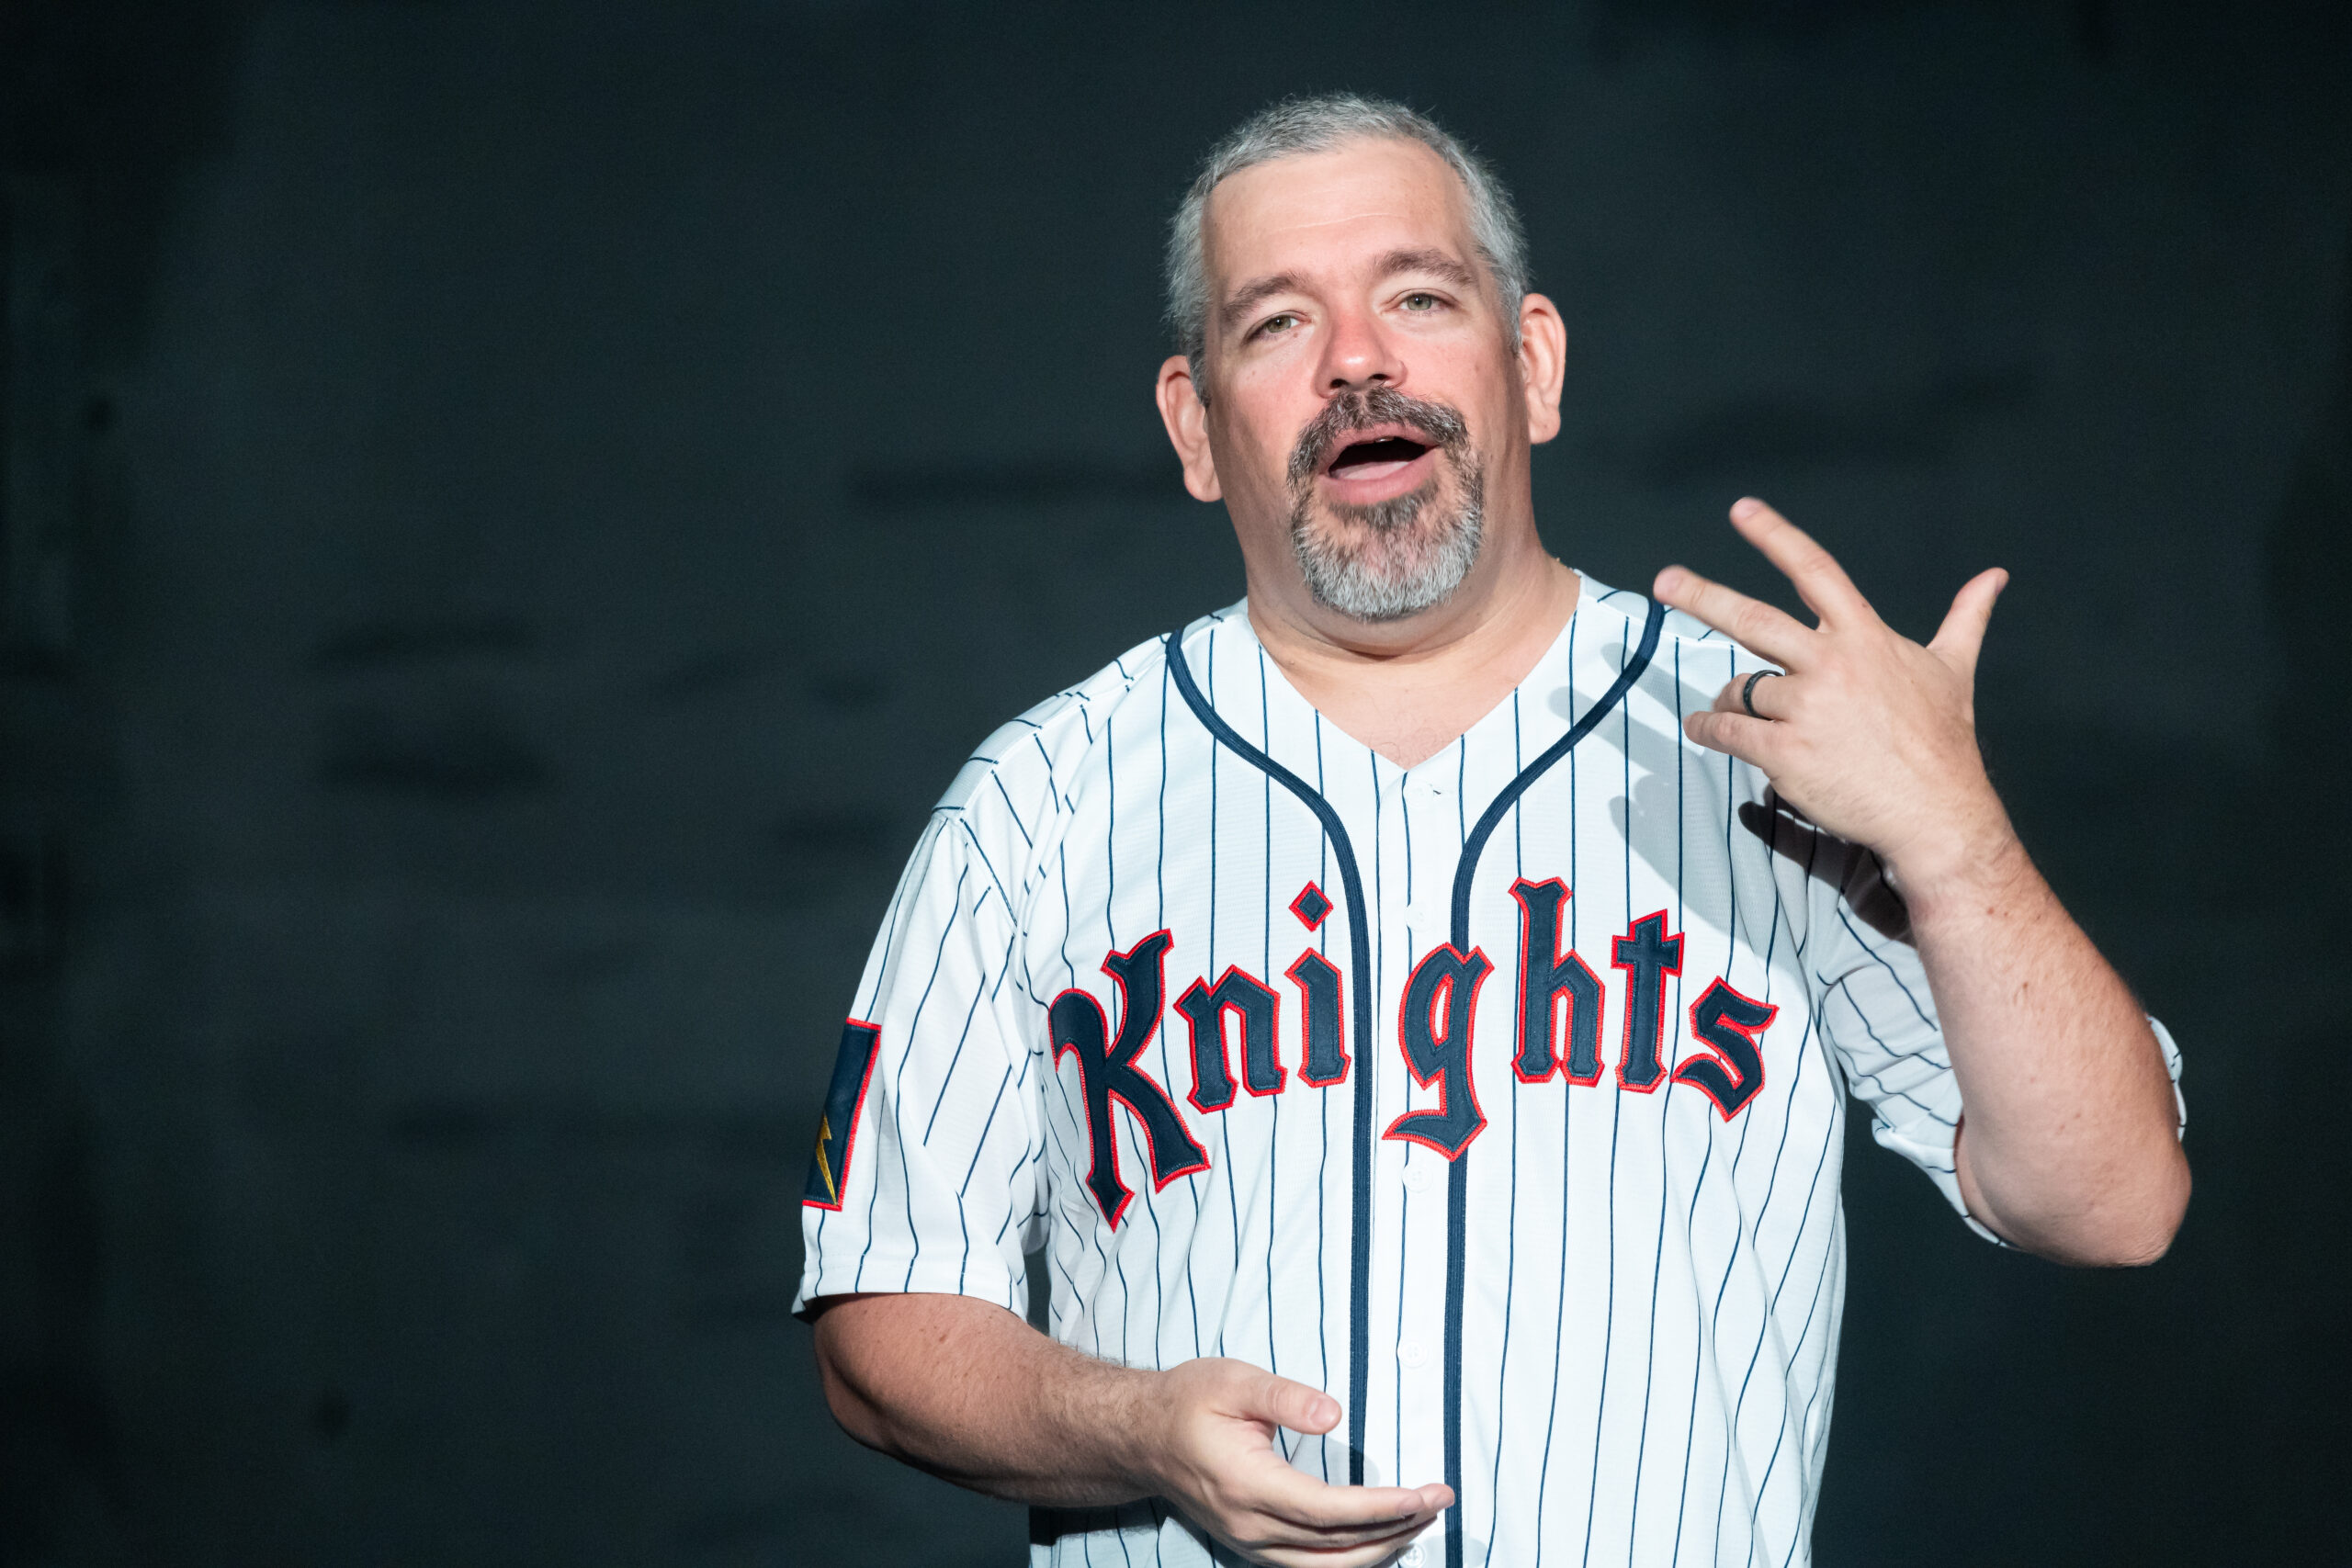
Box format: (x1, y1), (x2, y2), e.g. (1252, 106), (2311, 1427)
(1741, 670), (1780, 718)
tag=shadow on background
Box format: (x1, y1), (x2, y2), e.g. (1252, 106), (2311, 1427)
(0, 0), (2346, 1562)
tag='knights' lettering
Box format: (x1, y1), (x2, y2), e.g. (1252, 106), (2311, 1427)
(1386, 943), (1493, 1158)
(1179, 964), (1285, 1111)
(1510, 878), (1605, 1084)
(1285, 947), (1349, 1086)
(1049, 931), (1210, 1227)
(1677, 979), (1778, 1119)
(1611, 910), (1685, 1092)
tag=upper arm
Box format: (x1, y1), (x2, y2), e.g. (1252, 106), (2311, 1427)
(1810, 848), (2188, 1249)
(796, 813), (1047, 1317)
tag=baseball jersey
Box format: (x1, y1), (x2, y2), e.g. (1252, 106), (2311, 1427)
(795, 574), (2184, 1568)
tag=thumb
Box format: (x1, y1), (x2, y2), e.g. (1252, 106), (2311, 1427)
(1238, 1371), (1342, 1436)
(1928, 567), (2007, 676)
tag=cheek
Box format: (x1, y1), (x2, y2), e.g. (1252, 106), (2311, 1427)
(1215, 398), (1317, 489)
(1471, 378), (1534, 454)
(1403, 343), (1515, 436)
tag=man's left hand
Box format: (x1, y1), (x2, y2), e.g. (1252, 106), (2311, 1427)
(1653, 496), (2014, 896)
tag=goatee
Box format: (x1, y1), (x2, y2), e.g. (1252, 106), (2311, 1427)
(1285, 388), (1486, 624)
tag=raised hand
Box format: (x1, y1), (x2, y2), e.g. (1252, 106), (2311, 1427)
(1652, 497), (2017, 895)
(1144, 1358), (1450, 1567)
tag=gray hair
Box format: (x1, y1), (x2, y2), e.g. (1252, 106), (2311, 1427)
(1164, 95), (1530, 396)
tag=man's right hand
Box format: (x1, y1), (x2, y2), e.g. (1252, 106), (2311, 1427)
(812, 1292), (1448, 1566)
(1137, 1357), (1451, 1567)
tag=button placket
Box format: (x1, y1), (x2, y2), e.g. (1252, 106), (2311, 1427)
(1371, 751), (1454, 1499)
(1402, 768), (1454, 931)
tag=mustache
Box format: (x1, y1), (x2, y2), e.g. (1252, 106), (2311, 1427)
(1286, 387), (1473, 489)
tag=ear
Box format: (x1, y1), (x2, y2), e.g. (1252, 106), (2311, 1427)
(1515, 292), (1567, 446)
(1156, 355), (1223, 502)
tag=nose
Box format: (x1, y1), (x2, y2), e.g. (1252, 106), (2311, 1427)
(1315, 299), (1402, 395)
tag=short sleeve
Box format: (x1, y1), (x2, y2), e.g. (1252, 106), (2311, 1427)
(1807, 846), (2187, 1245)
(1805, 847), (1978, 1225)
(795, 813), (1045, 1316)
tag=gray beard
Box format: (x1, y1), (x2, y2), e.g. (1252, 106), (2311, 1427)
(1288, 459), (1486, 623)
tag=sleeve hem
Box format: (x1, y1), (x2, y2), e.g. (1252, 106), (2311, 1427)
(2148, 1015), (2188, 1138)
(793, 1255), (1024, 1324)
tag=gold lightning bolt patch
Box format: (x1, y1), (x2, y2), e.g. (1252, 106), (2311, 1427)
(812, 1114), (838, 1203)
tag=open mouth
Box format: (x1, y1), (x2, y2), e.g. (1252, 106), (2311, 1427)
(1325, 434), (1433, 482)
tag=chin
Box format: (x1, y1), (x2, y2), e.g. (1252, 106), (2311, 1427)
(1293, 478), (1485, 624)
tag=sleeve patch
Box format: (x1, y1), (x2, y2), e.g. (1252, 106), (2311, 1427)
(804, 1019), (883, 1211)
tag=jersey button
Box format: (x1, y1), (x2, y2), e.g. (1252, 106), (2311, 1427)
(1402, 1163), (1433, 1194)
(1402, 1547), (1425, 1568)
(1397, 1338), (1427, 1369)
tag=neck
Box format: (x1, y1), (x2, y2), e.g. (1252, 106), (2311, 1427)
(1242, 522), (1579, 769)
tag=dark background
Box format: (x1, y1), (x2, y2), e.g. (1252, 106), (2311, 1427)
(2, 1), (2346, 1563)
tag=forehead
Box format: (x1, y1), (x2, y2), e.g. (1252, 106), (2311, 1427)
(1201, 137), (1476, 292)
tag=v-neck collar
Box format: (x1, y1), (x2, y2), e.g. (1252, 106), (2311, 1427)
(1184, 570), (1651, 785)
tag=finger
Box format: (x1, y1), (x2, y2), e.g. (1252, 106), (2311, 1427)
(1726, 497), (1875, 628)
(1652, 566), (1817, 667)
(1238, 1517), (1440, 1563)
(1243, 1460), (1449, 1535)
(1238, 1457), (1450, 1534)
(1253, 1525), (1433, 1568)
(1220, 1473), (1449, 1556)
(1231, 1371), (1343, 1436)
(1245, 1516), (1434, 1562)
(1927, 567), (2007, 678)
(1252, 1525), (1432, 1568)
(1238, 1521), (1430, 1562)
(1226, 1502), (1439, 1558)
(1712, 670), (1789, 721)
(1683, 707), (1783, 764)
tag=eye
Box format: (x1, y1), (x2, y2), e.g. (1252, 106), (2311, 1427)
(1256, 311), (1300, 338)
(1401, 291), (1443, 312)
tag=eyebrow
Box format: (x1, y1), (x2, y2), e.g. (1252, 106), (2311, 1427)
(1218, 272), (1305, 333)
(1216, 247), (1482, 335)
(1374, 246), (1479, 292)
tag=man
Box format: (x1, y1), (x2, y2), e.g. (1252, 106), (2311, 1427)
(797, 96), (2188, 1568)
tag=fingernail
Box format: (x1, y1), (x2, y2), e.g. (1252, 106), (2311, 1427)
(1655, 568), (1685, 596)
(1731, 496), (1764, 519)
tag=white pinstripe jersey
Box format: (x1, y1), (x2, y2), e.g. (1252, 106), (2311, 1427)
(796, 574), (2183, 1568)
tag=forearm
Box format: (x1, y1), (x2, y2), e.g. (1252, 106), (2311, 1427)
(1895, 830), (2188, 1264)
(812, 1291), (1160, 1506)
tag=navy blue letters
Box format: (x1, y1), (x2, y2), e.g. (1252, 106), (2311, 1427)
(1611, 911), (1686, 1092)
(1048, 931), (1211, 1227)
(1046, 896), (1771, 1220)
(1178, 965), (1286, 1110)
(1510, 878), (1606, 1085)
(1676, 979), (1777, 1120)
(1386, 943), (1494, 1158)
